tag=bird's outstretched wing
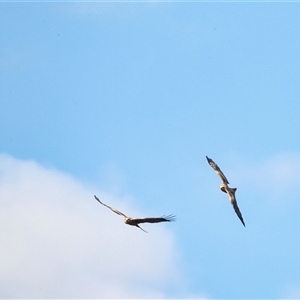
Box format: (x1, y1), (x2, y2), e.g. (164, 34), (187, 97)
(133, 214), (176, 224)
(232, 202), (245, 227)
(94, 195), (128, 218)
(227, 189), (245, 227)
(206, 156), (230, 185)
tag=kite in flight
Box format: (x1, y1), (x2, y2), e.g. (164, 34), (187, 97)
(206, 156), (245, 227)
(94, 195), (176, 233)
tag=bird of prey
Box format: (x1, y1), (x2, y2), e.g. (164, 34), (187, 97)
(206, 156), (229, 187)
(94, 195), (176, 233)
(206, 156), (245, 227)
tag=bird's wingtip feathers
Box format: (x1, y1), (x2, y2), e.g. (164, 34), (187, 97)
(241, 218), (246, 227)
(162, 214), (176, 222)
(94, 195), (102, 204)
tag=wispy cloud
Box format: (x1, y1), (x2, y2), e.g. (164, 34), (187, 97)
(280, 283), (300, 299)
(0, 154), (181, 298)
(231, 153), (300, 194)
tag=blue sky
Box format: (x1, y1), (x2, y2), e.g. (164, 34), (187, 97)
(1, 2), (300, 299)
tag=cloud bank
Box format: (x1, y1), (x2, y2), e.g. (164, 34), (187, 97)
(0, 154), (181, 298)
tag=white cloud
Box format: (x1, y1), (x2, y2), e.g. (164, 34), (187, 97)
(0, 154), (181, 298)
(231, 153), (300, 194)
(280, 283), (300, 299)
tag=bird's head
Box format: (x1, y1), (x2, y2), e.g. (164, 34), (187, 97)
(220, 183), (227, 193)
(124, 217), (133, 225)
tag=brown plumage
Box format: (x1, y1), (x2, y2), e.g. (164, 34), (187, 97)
(206, 156), (245, 227)
(94, 195), (176, 233)
(206, 156), (229, 186)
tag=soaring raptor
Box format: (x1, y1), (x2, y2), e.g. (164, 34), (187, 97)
(206, 156), (245, 227)
(94, 195), (176, 233)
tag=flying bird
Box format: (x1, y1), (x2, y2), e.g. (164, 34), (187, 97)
(219, 183), (246, 227)
(94, 195), (176, 233)
(206, 156), (245, 227)
(206, 156), (229, 187)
